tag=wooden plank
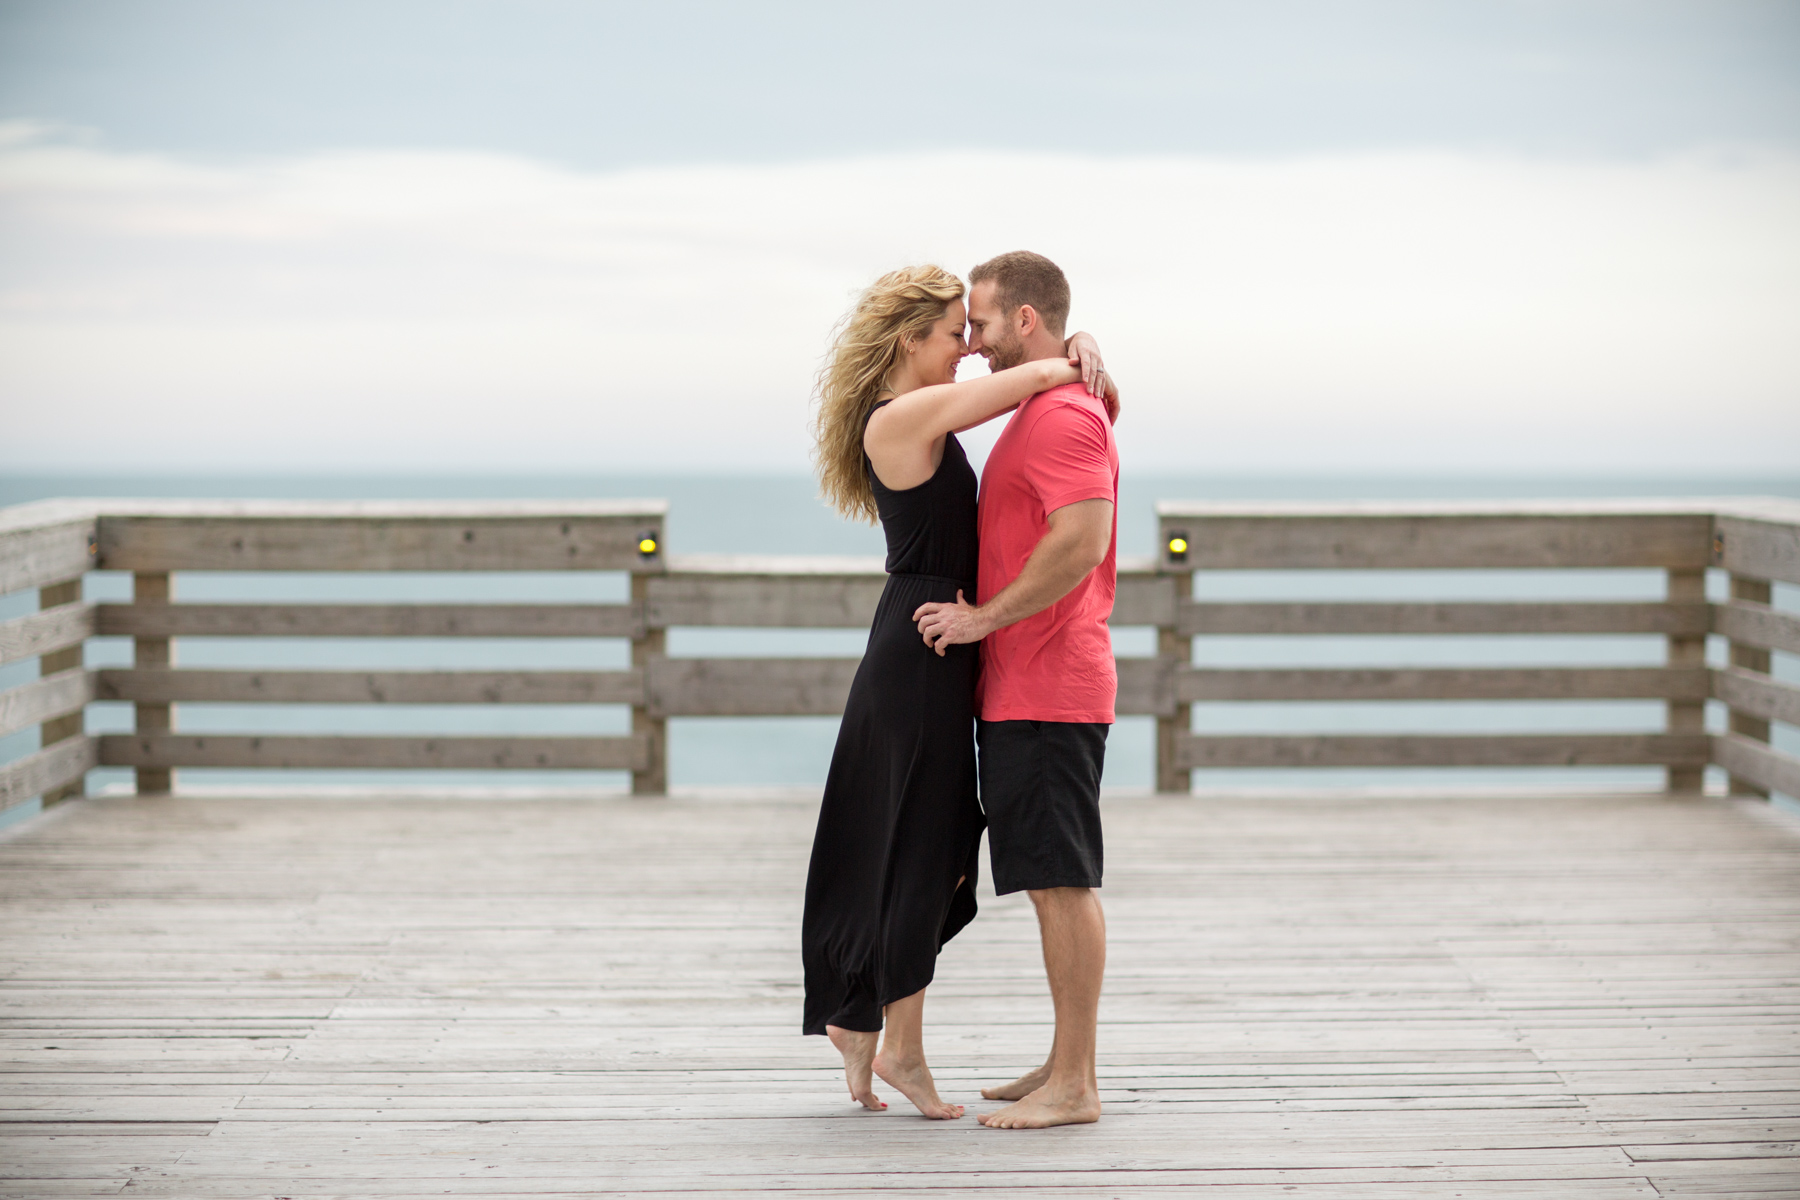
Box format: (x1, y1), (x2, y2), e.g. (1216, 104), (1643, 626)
(0, 670), (95, 740)
(647, 575), (884, 629)
(96, 734), (649, 771)
(1710, 734), (1800, 800)
(648, 568), (1173, 629)
(630, 575), (665, 796)
(1117, 656), (1179, 717)
(1112, 572), (1179, 627)
(662, 553), (884, 576)
(646, 657), (858, 716)
(644, 656), (1180, 719)
(1154, 505), (1713, 570)
(36, 579), (87, 805)
(0, 736), (97, 811)
(1176, 667), (1707, 704)
(1723, 577), (1776, 800)
(1712, 600), (1800, 656)
(94, 603), (643, 639)
(132, 574), (173, 796)
(1666, 570), (1707, 794)
(0, 603), (95, 668)
(94, 669), (644, 706)
(1176, 734), (1710, 770)
(95, 501), (666, 573)
(1710, 667), (1800, 728)
(0, 503), (98, 597)
(1712, 504), (1800, 586)
(1177, 602), (1706, 638)
(1154, 570), (1195, 791)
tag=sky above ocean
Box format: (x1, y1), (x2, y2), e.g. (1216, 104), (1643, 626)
(1, 1), (1796, 476)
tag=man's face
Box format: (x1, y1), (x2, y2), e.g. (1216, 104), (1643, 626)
(967, 280), (1027, 371)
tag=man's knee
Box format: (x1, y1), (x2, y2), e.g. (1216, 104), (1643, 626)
(1027, 885), (1093, 911)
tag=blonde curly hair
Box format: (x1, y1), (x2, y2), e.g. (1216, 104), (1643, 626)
(811, 264), (965, 522)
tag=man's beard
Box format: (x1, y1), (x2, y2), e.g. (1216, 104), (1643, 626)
(985, 332), (1028, 371)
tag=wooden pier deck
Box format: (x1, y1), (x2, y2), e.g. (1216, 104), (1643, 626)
(2, 789), (1797, 1198)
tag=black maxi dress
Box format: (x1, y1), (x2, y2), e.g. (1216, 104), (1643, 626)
(802, 415), (986, 1035)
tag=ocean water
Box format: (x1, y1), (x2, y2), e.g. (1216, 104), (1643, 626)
(2, 471), (1796, 813)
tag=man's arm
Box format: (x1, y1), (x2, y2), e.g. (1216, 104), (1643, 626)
(913, 498), (1113, 656)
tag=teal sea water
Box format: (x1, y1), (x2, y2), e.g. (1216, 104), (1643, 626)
(3, 472), (1796, 813)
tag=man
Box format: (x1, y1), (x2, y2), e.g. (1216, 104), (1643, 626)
(913, 250), (1118, 1130)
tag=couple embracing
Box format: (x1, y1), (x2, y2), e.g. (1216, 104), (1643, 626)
(802, 252), (1121, 1129)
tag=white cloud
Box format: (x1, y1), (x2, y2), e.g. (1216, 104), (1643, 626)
(1, 125), (1796, 474)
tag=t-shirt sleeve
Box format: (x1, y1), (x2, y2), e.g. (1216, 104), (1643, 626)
(1022, 401), (1115, 513)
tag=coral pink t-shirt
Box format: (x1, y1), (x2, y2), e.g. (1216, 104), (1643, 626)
(975, 382), (1119, 724)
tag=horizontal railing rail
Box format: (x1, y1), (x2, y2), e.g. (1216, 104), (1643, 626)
(0, 497), (1796, 807)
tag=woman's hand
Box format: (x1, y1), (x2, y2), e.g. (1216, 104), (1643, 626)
(1065, 331), (1121, 424)
(1065, 331), (1107, 397)
(1099, 369), (1121, 425)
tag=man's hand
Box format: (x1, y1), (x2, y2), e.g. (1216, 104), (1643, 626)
(913, 590), (992, 656)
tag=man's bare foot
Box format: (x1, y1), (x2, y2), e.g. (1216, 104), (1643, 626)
(981, 1061), (1050, 1101)
(873, 1049), (964, 1119)
(978, 1083), (1101, 1129)
(827, 1025), (885, 1110)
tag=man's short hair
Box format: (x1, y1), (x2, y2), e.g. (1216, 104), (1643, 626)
(969, 250), (1070, 338)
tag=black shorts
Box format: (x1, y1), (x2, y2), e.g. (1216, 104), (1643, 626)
(977, 719), (1108, 895)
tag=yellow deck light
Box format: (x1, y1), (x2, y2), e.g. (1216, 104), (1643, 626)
(637, 533), (660, 557)
(1166, 531), (1190, 564)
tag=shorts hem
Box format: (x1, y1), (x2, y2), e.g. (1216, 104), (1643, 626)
(993, 875), (1103, 897)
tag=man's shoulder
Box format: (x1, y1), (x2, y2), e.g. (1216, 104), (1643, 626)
(1021, 383), (1109, 439)
(1033, 381), (1102, 409)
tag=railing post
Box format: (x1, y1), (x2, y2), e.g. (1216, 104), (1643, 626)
(1155, 525), (1194, 794)
(630, 572), (667, 795)
(37, 577), (85, 805)
(133, 572), (173, 795)
(1665, 568), (1706, 793)
(1724, 573), (1773, 798)
(1155, 620), (1192, 793)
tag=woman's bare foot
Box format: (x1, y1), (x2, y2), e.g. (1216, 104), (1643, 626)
(978, 1083), (1101, 1129)
(873, 1049), (964, 1119)
(980, 1061), (1050, 1101)
(827, 1025), (885, 1110)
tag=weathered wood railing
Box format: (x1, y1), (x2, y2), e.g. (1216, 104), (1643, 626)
(1154, 500), (1798, 797)
(1, 497), (1796, 809)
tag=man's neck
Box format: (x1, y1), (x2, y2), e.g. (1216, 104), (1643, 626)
(1017, 331), (1066, 365)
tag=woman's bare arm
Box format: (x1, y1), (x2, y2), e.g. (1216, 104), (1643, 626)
(865, 357), (1078, 462)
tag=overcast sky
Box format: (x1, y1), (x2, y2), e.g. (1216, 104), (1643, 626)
(1, 1), (1796, 475)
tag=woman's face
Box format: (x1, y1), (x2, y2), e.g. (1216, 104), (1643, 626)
(908, 299), (969, 386)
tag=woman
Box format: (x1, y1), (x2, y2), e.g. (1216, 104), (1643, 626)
(803, 264), (1114, 1118)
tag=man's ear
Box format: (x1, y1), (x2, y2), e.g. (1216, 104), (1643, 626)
(1016, 304), (1039, 337)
